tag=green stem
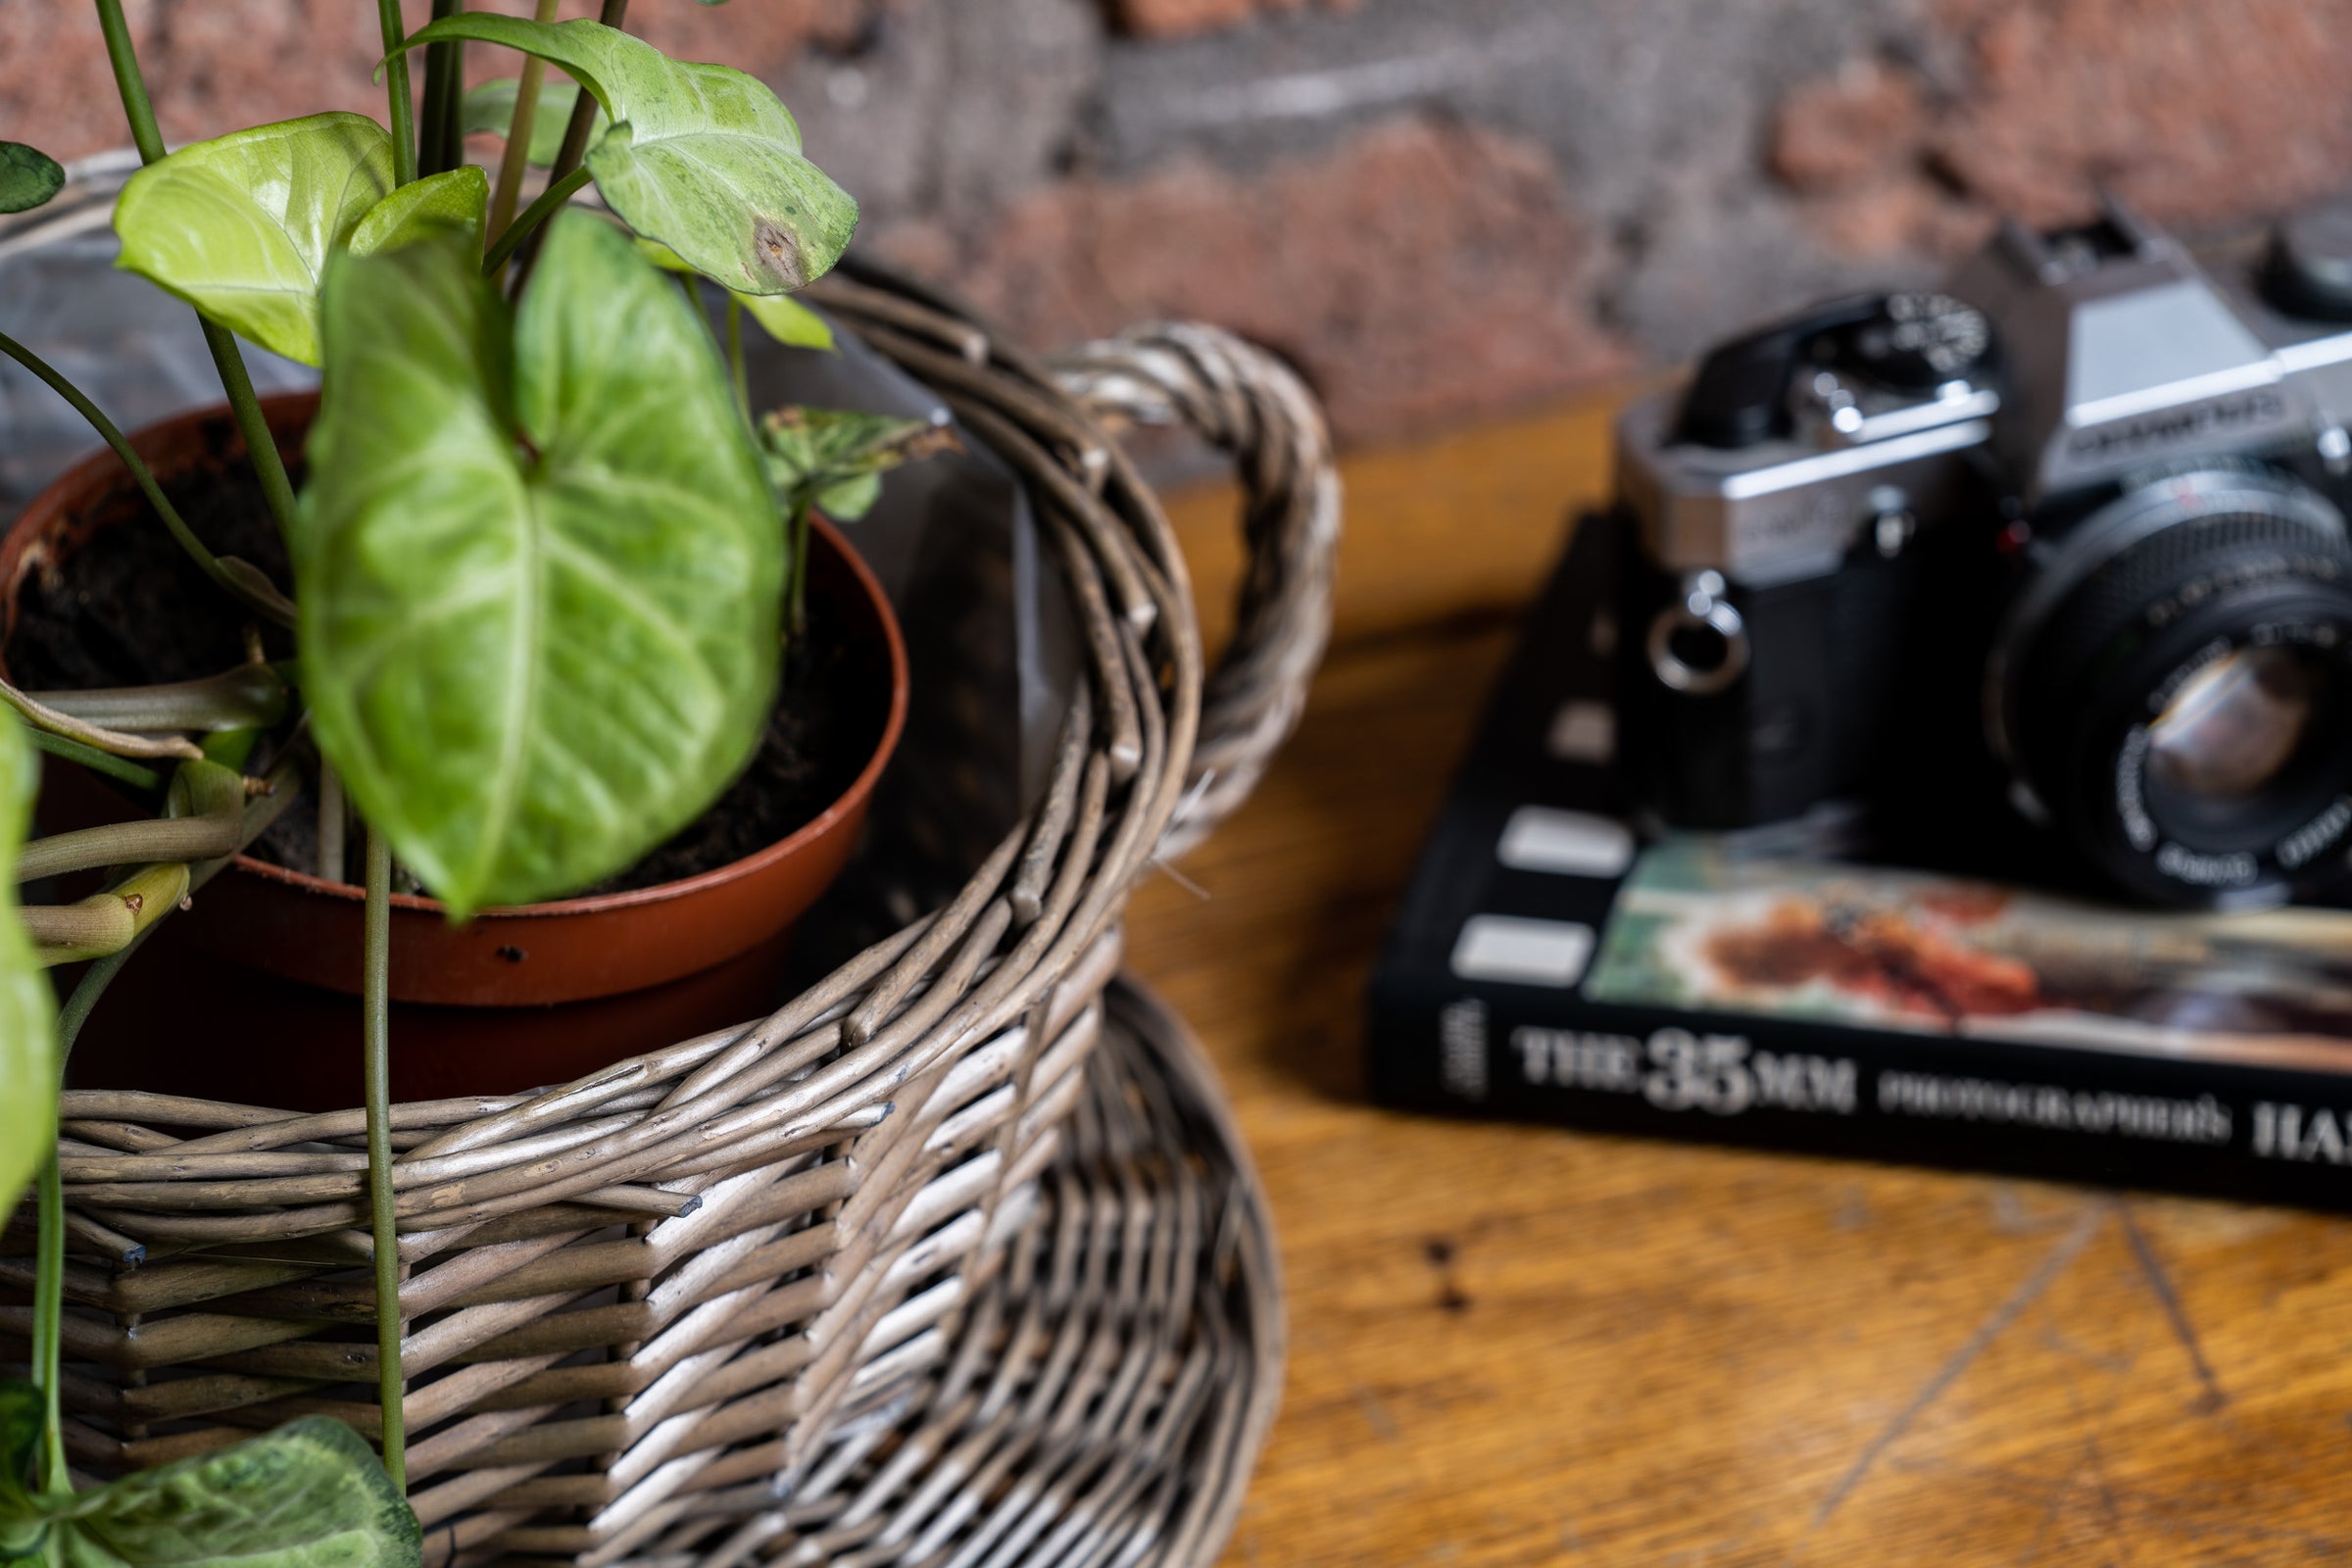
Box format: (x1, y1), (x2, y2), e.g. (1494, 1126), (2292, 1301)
(318, 764), (346, 884)
(35, 935), (149, 1496)
(416, 0), (455, 176)
(727, 295), (749, 420)
(91, 0), (163, 164)
(550, 0), (628, 182)
(510, 0), (627, 286)
(27, 731), (163, 794)
(484, 0), (564, 285)
(32, 666), (288, 735)
(790, 501), (811, 646)
(196, 319), (301, 545)
(0, 333), (294, 628)
(375, 0), (417, 187)
(480, 166), (590, 277)
(91, 1), (302, 547)
(32, 1154), (65, 1494)
(363, 826), (405, 1493)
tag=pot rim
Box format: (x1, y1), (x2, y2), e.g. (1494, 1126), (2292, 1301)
(11, 392), (911, 923)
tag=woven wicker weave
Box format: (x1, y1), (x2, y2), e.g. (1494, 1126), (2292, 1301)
(0, 261), (1334, 1566)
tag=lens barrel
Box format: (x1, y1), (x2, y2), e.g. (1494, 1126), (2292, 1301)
(1993, 468), (2352, 906)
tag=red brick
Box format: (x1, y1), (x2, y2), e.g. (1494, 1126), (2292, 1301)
(1774, 0), (2352, 255)
(1110, 0), (1362, 41)
(1772, 59), (1927, 194)
(876, 117), (1629, 444)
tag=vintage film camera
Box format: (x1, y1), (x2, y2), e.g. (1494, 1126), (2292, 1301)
(1615, 196), (2352, 908)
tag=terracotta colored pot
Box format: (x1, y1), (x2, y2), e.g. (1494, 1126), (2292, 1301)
(5, 394), (907, 1106)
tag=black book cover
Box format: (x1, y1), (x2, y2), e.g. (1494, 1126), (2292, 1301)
(1367, 514), (2352, 1210)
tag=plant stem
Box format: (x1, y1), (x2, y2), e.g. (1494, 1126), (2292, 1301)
(35, 933), (150, 1496)
(27, 731), (163, 793)
(91, 0), (163, 163)
(416, 0), (459, 177)
(0, 333), (295, 628)
(33, 665), (288, 734)
(484, 0), (564, 285)
(24, 861), (193, 966)
(480, 166), (589, 277)
(3, 682), (203, 763)
(197, 319), (302, 544)
(91, 0), (303, 547)
(318, 764), (347, 883)
(375, 0), (417, 187)
(790, 501), (811, 645)
(32, 1153), (66, 1494)
(510, 0), (628, 285)
(727, 296), (750, 419)
(363, 825), (406, 1493)
(21, 814), (234, 884)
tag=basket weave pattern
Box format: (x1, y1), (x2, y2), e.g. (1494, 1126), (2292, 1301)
(1, 267), (1336, 1566)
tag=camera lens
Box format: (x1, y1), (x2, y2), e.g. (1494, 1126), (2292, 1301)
(2146, 643), (2327, 804)
(1993, 468), (2352, 906)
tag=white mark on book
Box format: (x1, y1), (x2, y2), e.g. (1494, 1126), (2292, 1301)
(1497, 806), (1635, 878)
(1450, 914), (1595, 988)
(1545, 700), (1616, 764)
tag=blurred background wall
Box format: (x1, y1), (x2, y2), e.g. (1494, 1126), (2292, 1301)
(9, 0), (2349, 444)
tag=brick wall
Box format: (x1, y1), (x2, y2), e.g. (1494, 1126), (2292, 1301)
(9, 0), (2351, 443)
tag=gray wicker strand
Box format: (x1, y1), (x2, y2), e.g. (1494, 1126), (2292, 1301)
(1049, 325), (1341, 860)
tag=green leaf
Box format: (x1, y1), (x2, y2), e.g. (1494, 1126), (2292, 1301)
(0, 143), (65, 215)
(298, 214), (782, 917)
(815, 471), (883, 521)
(462, 77), (608, 167)
(349, 165), (488, 259)
(0, 712), (55, 1225)
(46, 1416), (418, 1568)
(759, 407), (956, 522)
(633, 237), (836, 352)
(113, 114), (396, 368)
(401, 17), (857, 294)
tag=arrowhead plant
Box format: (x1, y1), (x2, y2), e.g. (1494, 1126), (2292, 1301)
(0, 0), (880, 1548)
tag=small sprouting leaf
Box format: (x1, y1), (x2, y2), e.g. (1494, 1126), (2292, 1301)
(739, 293), (834, 351)
(633, 237), (836, 351)
(0, 142), (65, 215)
(299, 214), (782, 917)
(400, 17), (857, 294)
(759, 407), (957, 522)
(462, 77), (609, 167)
(45, 1415), (419, 1568)
(0, 712), (56, 1223)
(113, 113), (396, 367)
(350, 165), (489, 258)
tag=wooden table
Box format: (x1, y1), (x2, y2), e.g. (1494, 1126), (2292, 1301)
(1132, 392), (2352, 1567)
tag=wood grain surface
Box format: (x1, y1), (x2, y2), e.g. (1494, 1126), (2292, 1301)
(1129, 390), (2352, 1568)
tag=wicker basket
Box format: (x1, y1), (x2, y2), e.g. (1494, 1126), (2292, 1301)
(0, 261), (1336, 1566)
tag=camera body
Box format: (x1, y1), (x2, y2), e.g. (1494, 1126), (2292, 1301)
(1618, 198), (2352, 906)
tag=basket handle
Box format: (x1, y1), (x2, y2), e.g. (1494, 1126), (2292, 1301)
(1050, 324), (1341, 858)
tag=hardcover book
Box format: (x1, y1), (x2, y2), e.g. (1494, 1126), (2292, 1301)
(1366, 514), (2352, 1209)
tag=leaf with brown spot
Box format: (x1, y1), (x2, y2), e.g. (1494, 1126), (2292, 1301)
(398, 17), (857, 296)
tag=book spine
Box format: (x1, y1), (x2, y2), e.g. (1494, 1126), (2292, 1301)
(1367, 973), (2352, 1210)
